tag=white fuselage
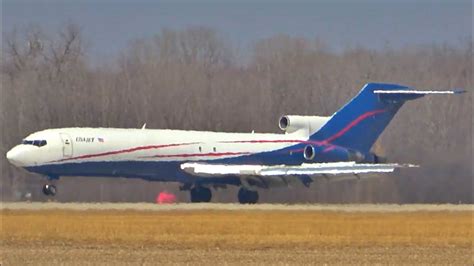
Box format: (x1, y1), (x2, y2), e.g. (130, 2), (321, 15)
(7, 127), (311, 170)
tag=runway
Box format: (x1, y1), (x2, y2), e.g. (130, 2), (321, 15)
(1, 202), (472, 212)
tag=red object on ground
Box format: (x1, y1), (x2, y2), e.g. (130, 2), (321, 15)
(156, 191), (177, 204)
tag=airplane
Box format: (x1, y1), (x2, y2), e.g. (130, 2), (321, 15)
(6, 83), (464, 203)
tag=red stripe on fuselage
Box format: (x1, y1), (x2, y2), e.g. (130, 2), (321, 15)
(50, 110), (385, 163)
(53, 142), (199, 162)
(219, 139), (326, 146)
(143, 152), (251, 158)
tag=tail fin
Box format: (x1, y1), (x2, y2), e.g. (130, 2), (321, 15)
(311, 83), (464, 152)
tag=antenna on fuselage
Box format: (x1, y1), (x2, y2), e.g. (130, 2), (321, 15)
(141, 123), (147, 130)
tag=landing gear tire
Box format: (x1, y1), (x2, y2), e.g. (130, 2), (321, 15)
(42, 184), (57, 196)
(190, 187), (212, 203)
(238, 188), (259, 204)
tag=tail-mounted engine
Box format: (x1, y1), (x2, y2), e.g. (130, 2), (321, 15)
(303, 144), (370, 163)
(279, 115), (331, 134)
(303, 145), (316, 160)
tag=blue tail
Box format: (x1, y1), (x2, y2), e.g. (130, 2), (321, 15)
(310, 83), (421, 152)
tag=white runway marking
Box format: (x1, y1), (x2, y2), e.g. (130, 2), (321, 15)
(1, 202), (472, 212)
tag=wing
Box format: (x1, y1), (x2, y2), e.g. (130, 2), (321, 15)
(180, 162), (417, 188)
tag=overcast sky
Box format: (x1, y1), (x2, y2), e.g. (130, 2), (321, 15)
(3, 0), (472, 59)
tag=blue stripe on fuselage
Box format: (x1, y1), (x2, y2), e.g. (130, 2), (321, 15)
(25, 141), (357, 183)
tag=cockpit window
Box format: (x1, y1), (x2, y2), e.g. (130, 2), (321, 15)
(22, 139), (47, 147)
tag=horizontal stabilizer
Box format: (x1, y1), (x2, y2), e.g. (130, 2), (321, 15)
(374, 89), (465, 101)
(374, 89), (465, 95)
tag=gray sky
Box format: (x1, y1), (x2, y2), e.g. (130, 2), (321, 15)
(2, 0), (472, 59)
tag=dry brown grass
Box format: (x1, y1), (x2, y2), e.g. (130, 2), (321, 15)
(1, 209), (473, 264)
(2, 209), (471, 248)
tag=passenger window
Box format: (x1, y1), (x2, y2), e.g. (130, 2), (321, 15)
(40, 140), (47, 147)
(213, 147), (216, 152)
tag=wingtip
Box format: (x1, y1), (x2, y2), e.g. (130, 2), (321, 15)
(391, 163), (419, 168)
(401, 163), (419, 168)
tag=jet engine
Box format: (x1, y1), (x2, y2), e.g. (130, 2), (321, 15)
(303, 145), (316, 160)
(279, 115), (331, 134)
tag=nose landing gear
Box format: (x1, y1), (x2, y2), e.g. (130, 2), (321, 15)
(42, 184), (57, 196)
(42, 175), (59, 196)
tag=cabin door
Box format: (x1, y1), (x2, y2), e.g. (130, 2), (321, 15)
(59, 133), (73, 158)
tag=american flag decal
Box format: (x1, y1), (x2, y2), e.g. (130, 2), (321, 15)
(98, 137), (104, 143)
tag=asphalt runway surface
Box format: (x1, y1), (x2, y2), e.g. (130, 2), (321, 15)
(1, 201), (472, 211)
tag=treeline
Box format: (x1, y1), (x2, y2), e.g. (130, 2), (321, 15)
(1, 25), (472, 203)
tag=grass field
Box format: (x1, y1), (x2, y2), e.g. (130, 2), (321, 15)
(1, 206), (472, 264)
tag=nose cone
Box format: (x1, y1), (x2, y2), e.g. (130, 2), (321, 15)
(6, 146), (24, 167)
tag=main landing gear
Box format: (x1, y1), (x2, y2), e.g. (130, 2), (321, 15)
(238, 187), (259, 204)
(186, 185), (259, 204)
(42, 184), (57, 196)
(190, 186), (212, 203)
